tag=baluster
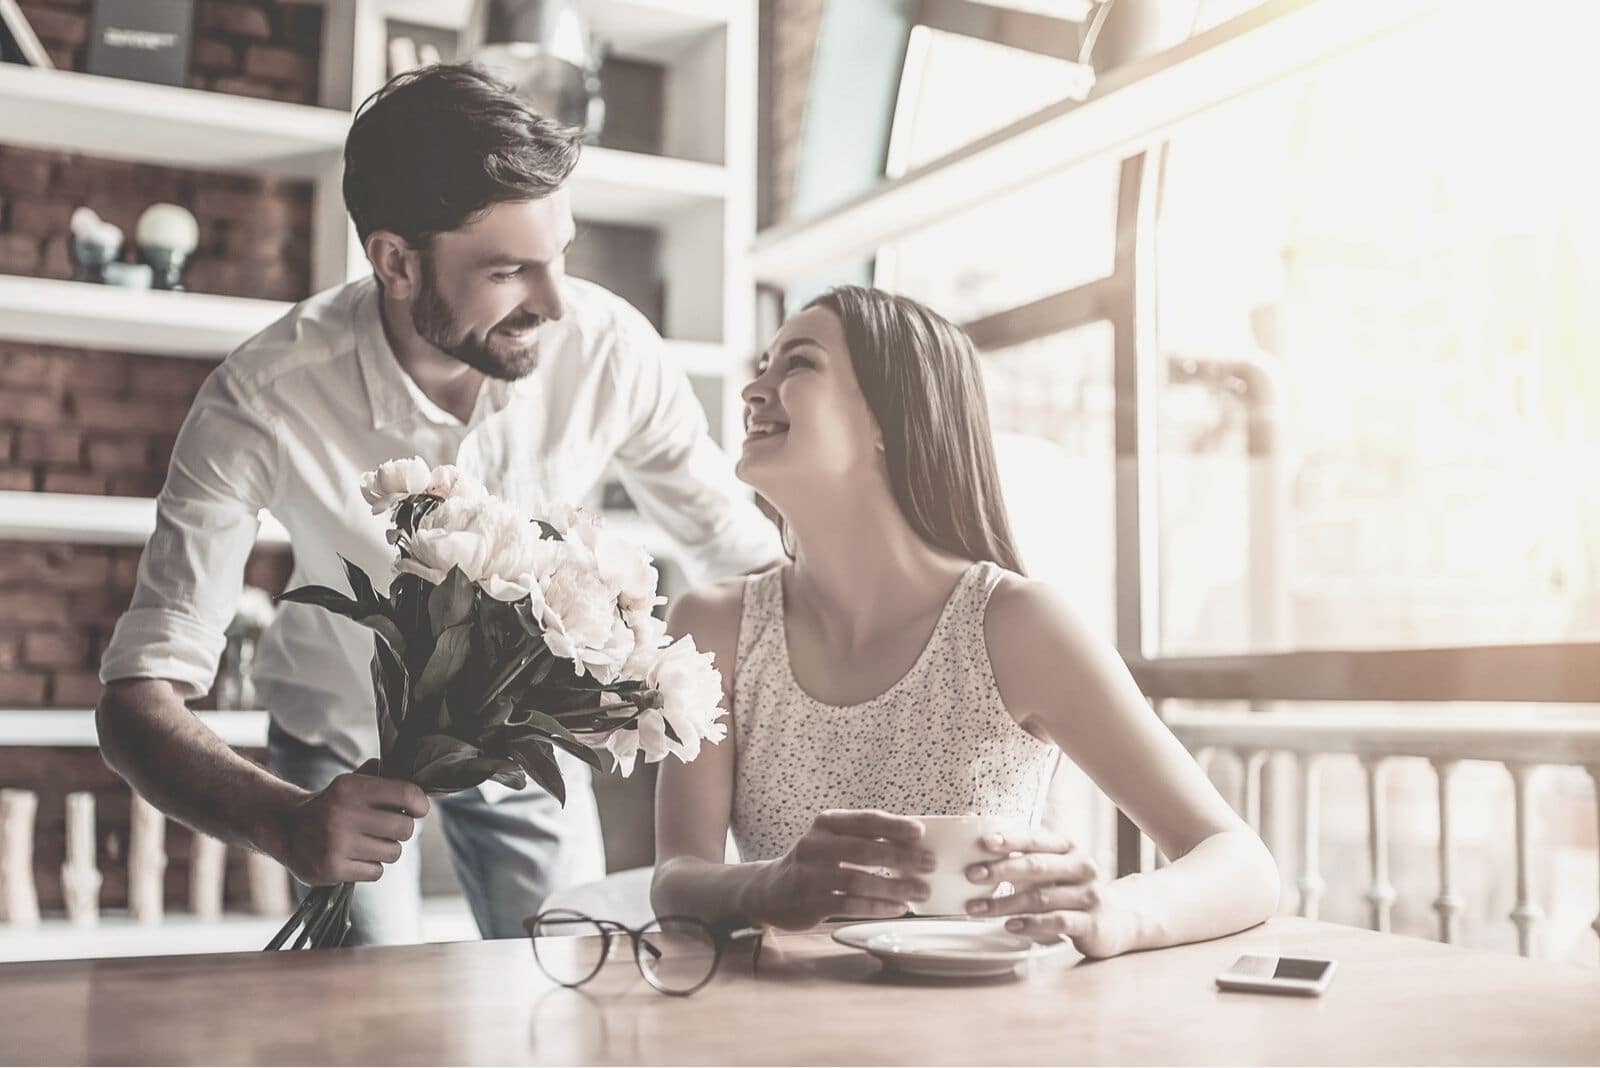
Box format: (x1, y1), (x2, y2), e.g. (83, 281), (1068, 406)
(1507, 763), (1542, 957)
(61, 791), (102, 927)
(0, 789), (41, 927)
(1296, 753), (1324, 920)
(1361, 756), (1395, 932)
(128, 793), (167, 925)
(1239, 748), (1267, 831)
(1430, 759), (1462, 943)
(1589, 766), (1600, 958)
(248, 852), (292, 916)
(190, 834), (228, 921)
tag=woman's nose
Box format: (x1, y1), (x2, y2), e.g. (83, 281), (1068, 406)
(741, 377), (770, 407)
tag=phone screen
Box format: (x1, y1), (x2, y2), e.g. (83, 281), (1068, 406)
(1225, 954), (1335, 982)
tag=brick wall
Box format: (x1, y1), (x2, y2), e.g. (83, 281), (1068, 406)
(1, 0), (314, 914)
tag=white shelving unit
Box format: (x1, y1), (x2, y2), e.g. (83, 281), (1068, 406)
(0, 64), (348, 177)
(0, 275), (285, 357)
(0, 492), (290, 547)
(0, 0), (757, 552)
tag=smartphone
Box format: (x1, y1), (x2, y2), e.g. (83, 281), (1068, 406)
(1215, 954), (1337, 996)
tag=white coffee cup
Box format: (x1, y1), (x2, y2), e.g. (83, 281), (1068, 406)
(908, 813), (1010, 916)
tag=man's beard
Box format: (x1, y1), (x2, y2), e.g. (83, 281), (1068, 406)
(411, 255), (543, 380)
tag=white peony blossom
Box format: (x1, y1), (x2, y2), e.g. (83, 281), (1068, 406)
(606, 635), (727, 774)
(530, 554), (636, 683)
(568, 519), (661, 613)
(360, 457), (431, 514)
(424, 464), (487, 504)
(644, 635), (727, 763)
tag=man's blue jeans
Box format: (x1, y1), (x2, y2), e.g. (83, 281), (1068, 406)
(267, 721), (572, 945)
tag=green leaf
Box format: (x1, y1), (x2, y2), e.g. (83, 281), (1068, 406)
(371, 638), (410, 768)
(533, 520), (563, 541)
(408, 732), (526, 793)
(517, 709), (589, 753)
(509, 738), (566, 807)
(277, 585), (364, 620)
(415, 622), (472, 704)
(370, 655), (398, 759)
(489, 765), (528, 790)
(407, 733), (480, 777)
(356, 614), (406, 660)
(428, 566), (475, 637)
(661, 718), (682, 746)
(340, 555), (382, 611)
(541, 730), (604, 772)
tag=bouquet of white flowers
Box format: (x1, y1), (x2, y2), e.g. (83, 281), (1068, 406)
(266, 458), (725, 950)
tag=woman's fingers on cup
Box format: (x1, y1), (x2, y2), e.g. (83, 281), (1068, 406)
(977, 828), (1074, 857)
(824, 832), (936, 875)
(814, 808), (925, 843)
(1001, 908), (1095, 945)
(967, 880), (1100, 917)
(838, 867), (929, 905)
(966, 846), (1098, 888)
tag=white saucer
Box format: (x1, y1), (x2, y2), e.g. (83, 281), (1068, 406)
(832, 919), (1036, 978)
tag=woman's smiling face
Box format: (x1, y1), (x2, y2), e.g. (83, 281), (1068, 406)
(735, 306), (885, 500)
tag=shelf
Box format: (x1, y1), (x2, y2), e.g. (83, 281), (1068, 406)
(378, 0), (733, 64)
(0, 275), (285, 357)
(0, 66), (348, 178)
(0, 708), (268, 748)
(0, 275), (731, 363)
(570, 146), (726, 226)
(0, 492), (290, 548)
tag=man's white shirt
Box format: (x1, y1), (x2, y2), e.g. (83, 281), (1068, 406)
(100, 274), (779, 769)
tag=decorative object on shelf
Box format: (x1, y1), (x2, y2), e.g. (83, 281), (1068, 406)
(103, 262), (153, 289)
(0, 0), (52, 68)
(267, 458), (728, 950)
(87, 0), (194, 88)
(472, 0), (605, 141)
(68, 207), (124, 285)
(135, 203), (199, 291)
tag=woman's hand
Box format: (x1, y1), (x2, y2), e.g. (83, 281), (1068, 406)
(749, 809), (935, 930)
(962, 828), (1132, 958)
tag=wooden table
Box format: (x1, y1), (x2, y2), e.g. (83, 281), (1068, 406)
(2, 918), (1596, 1065)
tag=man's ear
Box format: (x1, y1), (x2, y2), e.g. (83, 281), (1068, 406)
(366, 231), (422, 299)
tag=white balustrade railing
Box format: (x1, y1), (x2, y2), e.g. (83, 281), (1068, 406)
(0, 710), (288, 938)
(1165, 708), (1600, 958)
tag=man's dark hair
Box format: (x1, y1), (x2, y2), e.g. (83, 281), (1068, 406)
(343, 63), (583, 247)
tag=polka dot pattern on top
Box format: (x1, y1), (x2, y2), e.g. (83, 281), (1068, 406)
(728, 561), (1058, 863)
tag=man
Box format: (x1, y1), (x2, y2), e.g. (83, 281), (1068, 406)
(96, 64), (781, 945)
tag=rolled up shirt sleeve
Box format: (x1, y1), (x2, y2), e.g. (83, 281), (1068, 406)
(99, 365), (283, 700)
(606, 305), (781, 583)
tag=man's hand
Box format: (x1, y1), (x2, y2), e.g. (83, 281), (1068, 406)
(273, 760), (431, 886)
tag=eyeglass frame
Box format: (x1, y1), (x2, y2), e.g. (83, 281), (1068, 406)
(524, 908), (765, 996)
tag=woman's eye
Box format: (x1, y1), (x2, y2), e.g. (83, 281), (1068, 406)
(491, 268), (524, 283)
(786, 355), (814, 372)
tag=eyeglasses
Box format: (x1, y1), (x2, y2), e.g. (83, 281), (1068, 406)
(524, 909), (764, 997)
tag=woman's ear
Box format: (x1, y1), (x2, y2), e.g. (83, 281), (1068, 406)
(366, 231), (422, 299)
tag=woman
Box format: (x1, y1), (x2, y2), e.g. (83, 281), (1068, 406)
(650, 287), (1278, 958)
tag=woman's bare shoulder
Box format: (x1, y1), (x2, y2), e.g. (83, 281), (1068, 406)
(665, 571), (768, 656)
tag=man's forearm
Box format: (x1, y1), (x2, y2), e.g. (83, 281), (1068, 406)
(97, 679), (308, 860)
